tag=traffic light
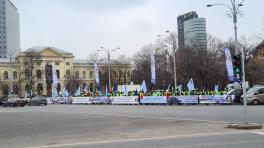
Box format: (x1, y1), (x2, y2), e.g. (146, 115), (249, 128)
(45, 64), (53, 84)
(233, 55), (241, 75)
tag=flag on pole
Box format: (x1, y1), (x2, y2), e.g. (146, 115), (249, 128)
(62, 87), (69, 97)
(84, 84), (89, 94)
(113, 83), (118, 93)
(187, 78), (195, 91)
(52, 85), (58, 97)
(123, 85), (128, 96)
(74, 86), (81, 97)
(150, 54), (156, 84)
(141, 80), (147, 93)
(105, 85), (108, 94)
(214, 84), (219, 92)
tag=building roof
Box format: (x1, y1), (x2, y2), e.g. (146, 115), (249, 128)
(251, 40), (264, 54)
(0, 58), (10, 63)
(8, 0), (18, 10)
(24, 46), (71, 54)
(74, 59), (107, 64)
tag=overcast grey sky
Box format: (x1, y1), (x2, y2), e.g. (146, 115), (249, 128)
(12, 0), (263, 59)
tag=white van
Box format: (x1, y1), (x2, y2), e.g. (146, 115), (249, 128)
(241, 86), (264, 105)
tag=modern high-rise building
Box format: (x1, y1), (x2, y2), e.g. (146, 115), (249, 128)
(0, 0), (20, 59)
(177, 11), (207, 49)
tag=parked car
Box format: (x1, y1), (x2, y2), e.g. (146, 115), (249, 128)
(241, 86), (264, 105)
(29, 97), (48, 106)
(3, 98), (27, 107)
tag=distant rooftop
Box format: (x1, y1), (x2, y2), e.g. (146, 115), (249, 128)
(0, 58), (10, 63)
(23, 46), (71, 54)
(74, 59), (107, 64)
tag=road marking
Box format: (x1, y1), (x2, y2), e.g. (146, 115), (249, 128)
(8, 109), (232, 124)
(2, 109), (264, 126)
(251, 131), (264, 136)
(27, 131), (248, 148)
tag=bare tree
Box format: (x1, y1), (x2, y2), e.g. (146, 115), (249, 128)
(21, 50), (41, 98)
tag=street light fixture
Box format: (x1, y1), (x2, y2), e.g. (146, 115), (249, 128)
(98, 47), (119, 91)
(206, 0), (249, 125)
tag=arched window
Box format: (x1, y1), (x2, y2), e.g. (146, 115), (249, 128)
(25, 84), (30, 94)
(25, 69), (29, 80)
(36, 70), (42, 79)
(83, 71), (86, 79)
(114, 71), (118, 77)
(66, 70), (70, 78)
(13, 71), (17, 80)
(75, 71), (79, 79)
(127, 71), (130, 78)
(37, 83), (43, 95)
(119, 71), (123, 78)
(3, 84), (9, 96)
(4, 71), (8, 80)
(56, 70), (60, 78)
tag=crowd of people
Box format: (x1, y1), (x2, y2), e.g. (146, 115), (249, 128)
(76, 88), (229, 97)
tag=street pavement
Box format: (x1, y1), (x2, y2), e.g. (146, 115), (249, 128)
(0, 104), (264, 148)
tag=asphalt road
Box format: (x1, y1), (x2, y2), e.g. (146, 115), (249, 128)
(0, 104), (264, 148)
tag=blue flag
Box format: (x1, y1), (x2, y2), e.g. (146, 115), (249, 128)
(74, 86), (81, 97)
(214, 84), (219, 92)
(141, 80), (147, 93)
(187, 78), (195, 91)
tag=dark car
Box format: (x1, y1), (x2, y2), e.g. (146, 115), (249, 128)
(226, 89), (243, 103)
(29, 97), (48, 106)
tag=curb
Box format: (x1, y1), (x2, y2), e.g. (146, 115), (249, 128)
(226, 123), (263, 130)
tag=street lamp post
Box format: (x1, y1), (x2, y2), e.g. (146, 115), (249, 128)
(207, 0), (248, 125)
(8, 49), (21, 94)
(98, 47), (119, 91)
(157, 31), (178, 90)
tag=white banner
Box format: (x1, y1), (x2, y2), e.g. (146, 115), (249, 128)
(93, 62), (100, 85)
(110, 96), (139, 105)
(177, 96), (198, 104)
(199, 95), (235, 104)
(224, 48), (235, 82)
(72, 97), (92, 104)
(151, 54), (156, 84)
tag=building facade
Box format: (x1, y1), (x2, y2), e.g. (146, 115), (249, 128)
(177, 11), (207, 49)
(0, 0), (20, 59)
(252, 40), (264, 64)
(0, 47), (133, 97)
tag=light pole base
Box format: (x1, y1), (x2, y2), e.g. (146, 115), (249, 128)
(227, 123), (262, 130)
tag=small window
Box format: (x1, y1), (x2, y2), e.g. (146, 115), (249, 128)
(37, 62), (41, 65)
(55, 62), (60, 66)
(66, 62), (70, 66)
